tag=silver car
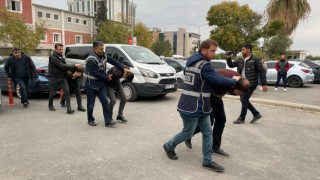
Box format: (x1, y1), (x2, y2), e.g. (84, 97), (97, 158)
(265, 61), (314, 87)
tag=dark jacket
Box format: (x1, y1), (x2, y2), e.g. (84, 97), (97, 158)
(178, 52), (237, 116)
(4, 54), (38, 82)
(48, 51), (76, 79)
(226, 55), (267, 87)
(211, 69), (240, 98)
(85, 52), (124, 89)
(275, 60), (290, 74)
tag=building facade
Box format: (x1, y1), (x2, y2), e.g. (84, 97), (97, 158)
(66, 0), (136, 24)
(151, 28), (200, 57)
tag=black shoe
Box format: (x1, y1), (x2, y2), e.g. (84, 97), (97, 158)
(202, 162), (225, 172)
(60, 102), (66, 107)
(67, 107), (75, 114)
(49, 106), (56, 111)
(163, 143), (178, 160)
(212, 149), (230, 157)
(116, 115), (127, 122)
(105, 121), (116, 127)
(23, 102), (28, 108)
(233, 117), (245, 124)
(185, 139), (192, 149)
(88, 121), (97, 126)
(250, 114), (262, 123)
(77, 106), (86, 112)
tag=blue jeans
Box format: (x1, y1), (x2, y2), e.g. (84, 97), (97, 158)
(86, 83), (112, 124)
(275, 72), (287, 88)
(15, 78), (29, 104)
(165, 114), (213, 164)
(240, 86), (260, 119)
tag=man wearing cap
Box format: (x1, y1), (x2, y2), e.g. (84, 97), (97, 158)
(4, 48), (38, 107)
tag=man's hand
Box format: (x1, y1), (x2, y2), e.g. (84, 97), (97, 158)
(262, 85), (268, 92)
(107, 74), (113, 81)
(225, 51), (234, 57)
(232, 76), (241, 81)
(73, 72), (82, 78)
(74, 64), (82, 67)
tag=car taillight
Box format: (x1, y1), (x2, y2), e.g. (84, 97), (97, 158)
(301, 69), (310, 73)
(36, 68), (48, 74)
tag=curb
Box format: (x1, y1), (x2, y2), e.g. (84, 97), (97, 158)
(175, 89), (320, 114)
(223, 95), (320, 114)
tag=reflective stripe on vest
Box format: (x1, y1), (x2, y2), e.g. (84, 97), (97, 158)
(85, 55), (107, 80)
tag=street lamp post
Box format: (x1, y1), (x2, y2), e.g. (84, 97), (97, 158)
(131, 0), (134, 39)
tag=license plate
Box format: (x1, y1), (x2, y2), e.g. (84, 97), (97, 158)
(165, 84), (174, 89)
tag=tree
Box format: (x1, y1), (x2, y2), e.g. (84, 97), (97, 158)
(97, 21), (130, 44)
(306, 55), (320, 60)
(206, 2), (283, 53)
(150, 40), (173, 57)
(266, 0), (311, 35)
(134, 22), (151, 48)
(264, 34), (293, 59)
(96, 1), (108, 25)
(0, 8), (46, 54)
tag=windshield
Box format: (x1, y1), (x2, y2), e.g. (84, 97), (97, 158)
(122, 46), (164, 64)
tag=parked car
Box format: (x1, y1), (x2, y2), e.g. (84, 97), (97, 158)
(64, 44), (177, 101)
(265, 61), (314, 87)
(210, 59), (237, 71)
(0, 88), (2, 107)
(162, 58), (185, 89)
(288, 59), (320, 83)
(0, 56), (50, 98)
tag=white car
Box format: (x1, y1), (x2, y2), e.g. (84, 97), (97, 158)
(265, 61), (314, 87)
(210, 59), (237, 71)
(162, 58), (185, 89)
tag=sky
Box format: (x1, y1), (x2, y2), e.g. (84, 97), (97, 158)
(33, 0), (320, 56)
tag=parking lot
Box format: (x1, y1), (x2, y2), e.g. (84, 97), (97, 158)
(0, 87), (320, 179)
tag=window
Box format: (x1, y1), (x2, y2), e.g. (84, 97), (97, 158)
(67, 17), (72, 22)
(40, 34), (47, 42)
(75, 19), (80, 23)
(69, 4), (72, 12)
(267, 62), (276, 69)
(7, 0), (21, 12)
(87, 0), (90, 12)
(53, 14), (59, 20)
(53, 33), (61, 43)
(46, 13), (51, 19)
(210, 62), (226, 70)
(76, 2), (80, 12)
(75, 36), (82, 44)
(37, 11), (43, 18)
(83, 20), (87, 25)
(82, 1), (85, 12)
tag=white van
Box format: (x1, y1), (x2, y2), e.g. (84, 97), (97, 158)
(64, 44), (177, 101)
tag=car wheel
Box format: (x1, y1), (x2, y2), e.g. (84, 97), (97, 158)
(177, 78), (184, 89)
(122, 82), (138, 102)
(287, 76), (302, 88)
(15, 84), (22, 98)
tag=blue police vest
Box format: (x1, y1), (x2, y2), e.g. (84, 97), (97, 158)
(177, 60), (212, 114)
(84, 54), (107, 89)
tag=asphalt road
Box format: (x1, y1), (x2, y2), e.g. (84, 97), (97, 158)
(0, 92), (319, 180)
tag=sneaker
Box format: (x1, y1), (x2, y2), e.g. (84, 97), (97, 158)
(105, 121), (116, 127)
(163, 143), (178, 160)
(184, 139), (192, 149)
(284, 88), (287, 92)
(77, 106), (86, 112)
(275, 88), (278, 91)
(212, 149), (230, 157)
(23, 102), (28, 108)
(233, 117), (245, 124)
(88, 121), (97, 126)
(48, 106), (56, 111)
(202, 162), (225, 172)
(250, 114), (262, 123)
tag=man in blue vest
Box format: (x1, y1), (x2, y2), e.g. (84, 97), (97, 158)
(85, 41), (130, 127)
(163, 39), (241, 172)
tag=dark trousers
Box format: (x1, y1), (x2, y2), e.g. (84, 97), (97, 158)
(61, 79), (82, 108)
(193, 95), (226, 150)
(107, 82), (127, 117)
(48, 78), (72, 108)
(86, 83), (112, 124)
(275, 72), (287, 88)
(240, 86), (259, 119)
(15, 78), (29, 104)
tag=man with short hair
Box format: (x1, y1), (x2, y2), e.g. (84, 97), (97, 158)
(48, 43), (79, 114)
(85, 41), (130, 127)
(226, 44), (268, 124)
(4, 48), (38, 107)
(275, 54), (290, 92)
(163, 39), (241, 172)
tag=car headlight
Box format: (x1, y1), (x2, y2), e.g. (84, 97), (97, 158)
(138, 67), (158, 78)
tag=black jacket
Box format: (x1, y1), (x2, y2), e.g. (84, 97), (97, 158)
(48, 51), (76, 79)
(226, 55), (267, 87)
(4, 54), (38, 82)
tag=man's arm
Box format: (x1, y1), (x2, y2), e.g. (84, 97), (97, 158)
(106, 55), (124, 70)
(226, 57), (238, 68)
(201, 63), (237, 87)
(4, 58), (12, 78)
(86, 60), (108, 80)
(275, 62), (279, 71)
(50, 56), (76, 71)
(255, 59), (267, 86)
(285, 62), (290, 72)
